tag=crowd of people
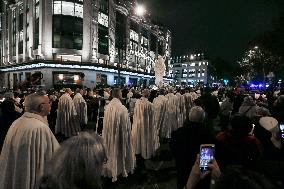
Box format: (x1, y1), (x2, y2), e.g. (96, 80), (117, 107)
(0, 85), (284, 189)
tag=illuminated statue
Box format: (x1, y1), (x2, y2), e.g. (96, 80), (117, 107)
(154, 56), (165, 87)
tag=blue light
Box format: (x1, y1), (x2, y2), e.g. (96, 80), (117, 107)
(224, 79), (229, 85)
(249, 83), (264, 89)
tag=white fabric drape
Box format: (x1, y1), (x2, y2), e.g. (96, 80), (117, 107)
(183, 92), (194, 119)
(0, 112), (60, 189)
(102, 98), (135, 182)
(153, 95), (168, 142)
(190, 91), (198, 100)
(176, 93), (187, 128)
(73, 93), (88, 126)
(55, 93), (81, 137)
(132, 97), (157, 159)
(163, 93), (180, 138)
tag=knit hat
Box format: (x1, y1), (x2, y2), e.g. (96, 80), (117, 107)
(259, 117), (279, 133)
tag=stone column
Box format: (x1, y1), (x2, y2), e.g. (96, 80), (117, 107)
(42, 0), (53, 59)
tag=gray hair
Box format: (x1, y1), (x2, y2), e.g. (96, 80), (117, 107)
(24, 92), (46, 113)
(40, 132), (107, 189)
(188, 106), (205, 123)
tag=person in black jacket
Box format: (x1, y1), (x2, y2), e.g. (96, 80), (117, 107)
(0, 93), (22, 151)
(170, 106), (215, 189)
(198, 87), (220, 130)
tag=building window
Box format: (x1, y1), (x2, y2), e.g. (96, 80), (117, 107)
(158, 40), (164, 55)
(35, 3), (39, 19)
(53, 1), (61, 14)
(52, 0), (83, 50)
(130, 30), (139, 42)
(115, 12), (126, 49)
(53, 72), (82, 86)
(75, 3), (83, 18)
(141, 36), (148, 47)
(53, 1), (83, 18)
(34, 0), (40, 49)
(99, 0), (109, 14)
(98, 24), (108, 55)
(12, 10), (16, 56)
(98, 12), (108, 27)
(115, 12), (127, 65)
(150, 33), (157, 52)
(62, 1), (74, 16)
(18, 6), (24, 55)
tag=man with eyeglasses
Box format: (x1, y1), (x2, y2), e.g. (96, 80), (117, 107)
(0, 92), (60, 189)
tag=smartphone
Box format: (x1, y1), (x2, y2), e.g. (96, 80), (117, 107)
(199, 144), (215, 172)
(279, 123), (284, 139)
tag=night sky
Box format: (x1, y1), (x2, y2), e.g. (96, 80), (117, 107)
(143, 0), (283, 63)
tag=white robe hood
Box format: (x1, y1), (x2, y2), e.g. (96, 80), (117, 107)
(163, 93), (180, 138)
(153, 95), (167, 142)
(102, 98), (135, 182)
(175, 93), (186, 128)
(73, 93), (88, 126)
(132, 97), (157, 159)
(55, 93), (81, 137)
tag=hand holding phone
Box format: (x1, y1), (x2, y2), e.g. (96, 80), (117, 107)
(199, 144), (215, 172)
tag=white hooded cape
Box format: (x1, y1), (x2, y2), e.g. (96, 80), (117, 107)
(73, 93), (88, 126)
(102, 98), (135, 182)
(163, 93), (180, 138)
(0, 112), (60, 189)
(132, 97), (157, 159)
(153, 95), (168, 141)
(175, 93), (186, 128)
(55, 93), (81, 137)
(183, 92), (194, 120)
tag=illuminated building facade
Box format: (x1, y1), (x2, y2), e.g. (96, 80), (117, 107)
(0, 0), (171, 89)
(169, 53), (213, 86)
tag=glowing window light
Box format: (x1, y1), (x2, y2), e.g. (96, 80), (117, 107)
(74, 75), (79, 81)
(58, 74), (64, 80)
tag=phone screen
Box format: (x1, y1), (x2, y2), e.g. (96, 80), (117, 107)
(199, 144), (215, 172)
(279, 124), (284, 138)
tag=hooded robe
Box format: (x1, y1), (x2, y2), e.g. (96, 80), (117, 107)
(163, 93), (180, 138)
(183, 92), (194, 120)
(176, 93), (186, 128)
(132, 97), (157, 159)
(153, 95), (168, 141)
(189, 91), (198, 101)
(55, 93), (81, 137)
(0, 112), (60, 189)
(73, 93), (88, 126)
(102, 98), (135, 182)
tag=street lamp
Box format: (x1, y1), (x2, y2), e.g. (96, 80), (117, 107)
(135, 4), (146, 17)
